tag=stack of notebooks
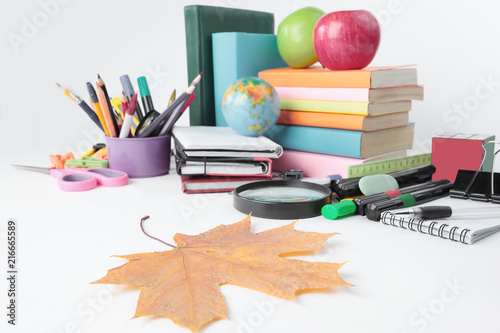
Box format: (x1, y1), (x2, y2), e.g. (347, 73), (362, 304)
(172, 126), (283, 193)
(259, 65), (424, 177)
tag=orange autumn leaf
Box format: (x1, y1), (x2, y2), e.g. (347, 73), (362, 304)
(93, 214), (351, 332)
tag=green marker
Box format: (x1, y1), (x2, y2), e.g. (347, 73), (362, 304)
(322, 200), (357, 220)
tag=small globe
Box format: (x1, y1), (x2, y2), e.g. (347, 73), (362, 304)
(221, 77), (280, 137)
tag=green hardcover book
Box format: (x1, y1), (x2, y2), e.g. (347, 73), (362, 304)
(184, 5), (275, 126)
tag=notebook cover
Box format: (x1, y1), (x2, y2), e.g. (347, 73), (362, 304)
(172, 126), (283, 158)
(184, 5), (274, 126)
(181, 175), (271, 194)
(213, 32), (287, 126)
(431, 134), (495, 182)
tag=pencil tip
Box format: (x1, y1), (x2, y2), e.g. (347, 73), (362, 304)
(97, 73), (101, 79)
(56, 82), (61, 87)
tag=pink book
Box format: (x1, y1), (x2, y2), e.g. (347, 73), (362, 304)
(272, 149), (407, 178)
(274, 85), (423, 103)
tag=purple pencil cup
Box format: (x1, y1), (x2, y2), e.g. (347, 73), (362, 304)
(105, 135), (171, 178)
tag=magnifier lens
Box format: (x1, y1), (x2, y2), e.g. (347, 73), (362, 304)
(233, 180), (332, 219)
(239, 187), (326, 203)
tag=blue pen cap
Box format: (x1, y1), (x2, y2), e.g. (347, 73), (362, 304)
(120, 74), (135, 97)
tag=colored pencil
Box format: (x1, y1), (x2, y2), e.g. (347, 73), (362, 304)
(97, 74), (120, 134)
(96, 83), (117, 137)
(86, 82), (110, 136)
(57, 83), (104, 132)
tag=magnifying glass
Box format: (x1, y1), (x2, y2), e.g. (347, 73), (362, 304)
(233, 180), (332, 219)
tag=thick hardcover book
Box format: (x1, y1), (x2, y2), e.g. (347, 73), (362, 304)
(213, 32), (287, 126)
(258, 65), (417, 88)
(273, 85), (424, 103)
(184, 5), (275, 126)
(277, 110), (409, 131)
(265, 123), (415, 159)
(181, 175), (271, 194)
(272, 149), (407, 178)
(280, 99), (411, 116)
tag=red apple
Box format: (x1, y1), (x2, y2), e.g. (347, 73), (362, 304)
(313, 10), (380, 70)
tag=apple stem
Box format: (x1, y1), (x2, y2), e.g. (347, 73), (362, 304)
(140, 216), (177, 249)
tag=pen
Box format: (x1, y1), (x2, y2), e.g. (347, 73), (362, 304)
(157, 91), (196, 136)
(137, 72), (201, 138)
(57, 83), (104, 132)
(86, 82), (110, 136)
(120, 74), (144, 121)
(365, 182), (454, 221)
(353, 179), (451, 215)
(119, 94), (137, 138)
(388, 205), (500, 219)
(96, 84), (117, 137)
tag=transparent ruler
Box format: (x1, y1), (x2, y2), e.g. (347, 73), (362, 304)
(347, 153), (432, 178)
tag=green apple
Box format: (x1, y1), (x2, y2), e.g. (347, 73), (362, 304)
(277, 7), (325, 68)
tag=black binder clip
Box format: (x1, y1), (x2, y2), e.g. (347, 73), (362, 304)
(450, 141), (500, 203)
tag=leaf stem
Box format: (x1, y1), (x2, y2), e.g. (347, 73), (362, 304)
(140, 216), (177, 249)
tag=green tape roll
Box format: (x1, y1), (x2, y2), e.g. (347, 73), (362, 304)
(399, 193), (416, 207)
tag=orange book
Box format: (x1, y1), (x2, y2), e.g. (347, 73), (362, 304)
(277, 110), (409, 131)
(259, 65), (417, 88)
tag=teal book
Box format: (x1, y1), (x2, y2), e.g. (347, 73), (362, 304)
(265, 124), (415, 158)
(212, 32), (287, 126)
(184, 6), (275, 126)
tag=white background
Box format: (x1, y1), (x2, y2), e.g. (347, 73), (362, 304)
(1, 0), (500, 333)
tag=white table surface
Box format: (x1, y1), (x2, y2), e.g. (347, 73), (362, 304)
(1, 164), (500, 333)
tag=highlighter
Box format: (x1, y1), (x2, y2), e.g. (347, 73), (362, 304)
(322, 200), (356, 220)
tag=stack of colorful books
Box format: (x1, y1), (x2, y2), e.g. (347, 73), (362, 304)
(258, 65), (423, 177)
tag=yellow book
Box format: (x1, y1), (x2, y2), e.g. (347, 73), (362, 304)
(280, 99), (412, 116)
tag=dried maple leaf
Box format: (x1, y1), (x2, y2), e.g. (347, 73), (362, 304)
(93, 214), (350, 332)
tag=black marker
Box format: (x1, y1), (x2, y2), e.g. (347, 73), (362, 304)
(332, 164), (437, 199)
(353, 179), (450, 215)
(365, 182), (454, 221)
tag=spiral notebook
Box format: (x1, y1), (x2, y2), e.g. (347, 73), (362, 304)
(380, 211), (500, 244)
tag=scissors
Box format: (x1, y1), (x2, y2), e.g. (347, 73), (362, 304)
(12, 165), (129, 192)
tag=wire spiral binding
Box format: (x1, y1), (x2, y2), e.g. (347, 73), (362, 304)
(380, 211), (471, 244)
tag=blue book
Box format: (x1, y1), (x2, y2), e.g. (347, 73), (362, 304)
(212, 32), (287, 126)
(264, 124), (415, 158)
